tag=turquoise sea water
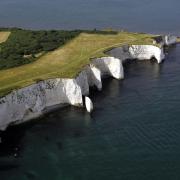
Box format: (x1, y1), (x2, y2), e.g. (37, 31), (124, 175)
(1, 0), (180, 179)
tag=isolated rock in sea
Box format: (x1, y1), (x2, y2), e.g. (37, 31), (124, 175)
(85, 96), (93, 113)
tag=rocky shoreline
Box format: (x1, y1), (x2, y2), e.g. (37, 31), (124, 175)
(0, 35), (177, 131)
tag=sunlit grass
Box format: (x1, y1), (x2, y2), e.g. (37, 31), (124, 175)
(0, 31), (11, 43)
(0, 31), (156, 97)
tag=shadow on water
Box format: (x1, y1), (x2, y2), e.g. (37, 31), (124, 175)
(0, 76), (120, 176)
(0, 103), (97, 156)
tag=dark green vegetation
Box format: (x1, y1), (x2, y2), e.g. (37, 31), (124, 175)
(0, 29), (157, 97)
(0, 28), (116, 70)
(0, 29), (80, 69)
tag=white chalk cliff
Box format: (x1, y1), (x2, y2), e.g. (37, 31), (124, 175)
(0, 56), (124, 130)
(0, 79), (83, 130)
(0, 42), (174, 131)
(129, 45), (165, 63)
(164, 35), (177, 46)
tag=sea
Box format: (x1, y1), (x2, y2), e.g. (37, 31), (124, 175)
(0, 0), (180, 179)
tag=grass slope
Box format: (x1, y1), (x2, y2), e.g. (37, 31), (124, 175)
(0, 31), (156, 97)
(0, 29), (82, 70)
(0, 32), (10, 43)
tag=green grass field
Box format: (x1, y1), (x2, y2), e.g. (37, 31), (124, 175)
(0, 31), (156, 97)
(0, 31), (10, 43)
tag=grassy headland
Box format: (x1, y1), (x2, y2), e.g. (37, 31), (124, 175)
(0, 29), (83, 70)
(0, 29), (157, 97)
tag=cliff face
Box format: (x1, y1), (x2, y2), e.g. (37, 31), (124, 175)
(92, 57), (124, 79)
(0, 56), (124, 130)
(129, 45), (165, 63)
(0, 79), (83, 130)
(164, 35), (177, 46)
(155, 35), (177, 47)
(0, 44), (167, 130)
(108, 45), (165, 63)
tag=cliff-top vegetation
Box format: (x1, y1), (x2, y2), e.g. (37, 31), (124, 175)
(0, 29), (157, 97)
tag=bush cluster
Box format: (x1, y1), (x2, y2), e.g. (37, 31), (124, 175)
(0, 29), (81, 69)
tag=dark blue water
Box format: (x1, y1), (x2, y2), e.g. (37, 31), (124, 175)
(1, 0), (180, 179)
(1, 45), (180, 180)
(0, 0), (180, 35)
